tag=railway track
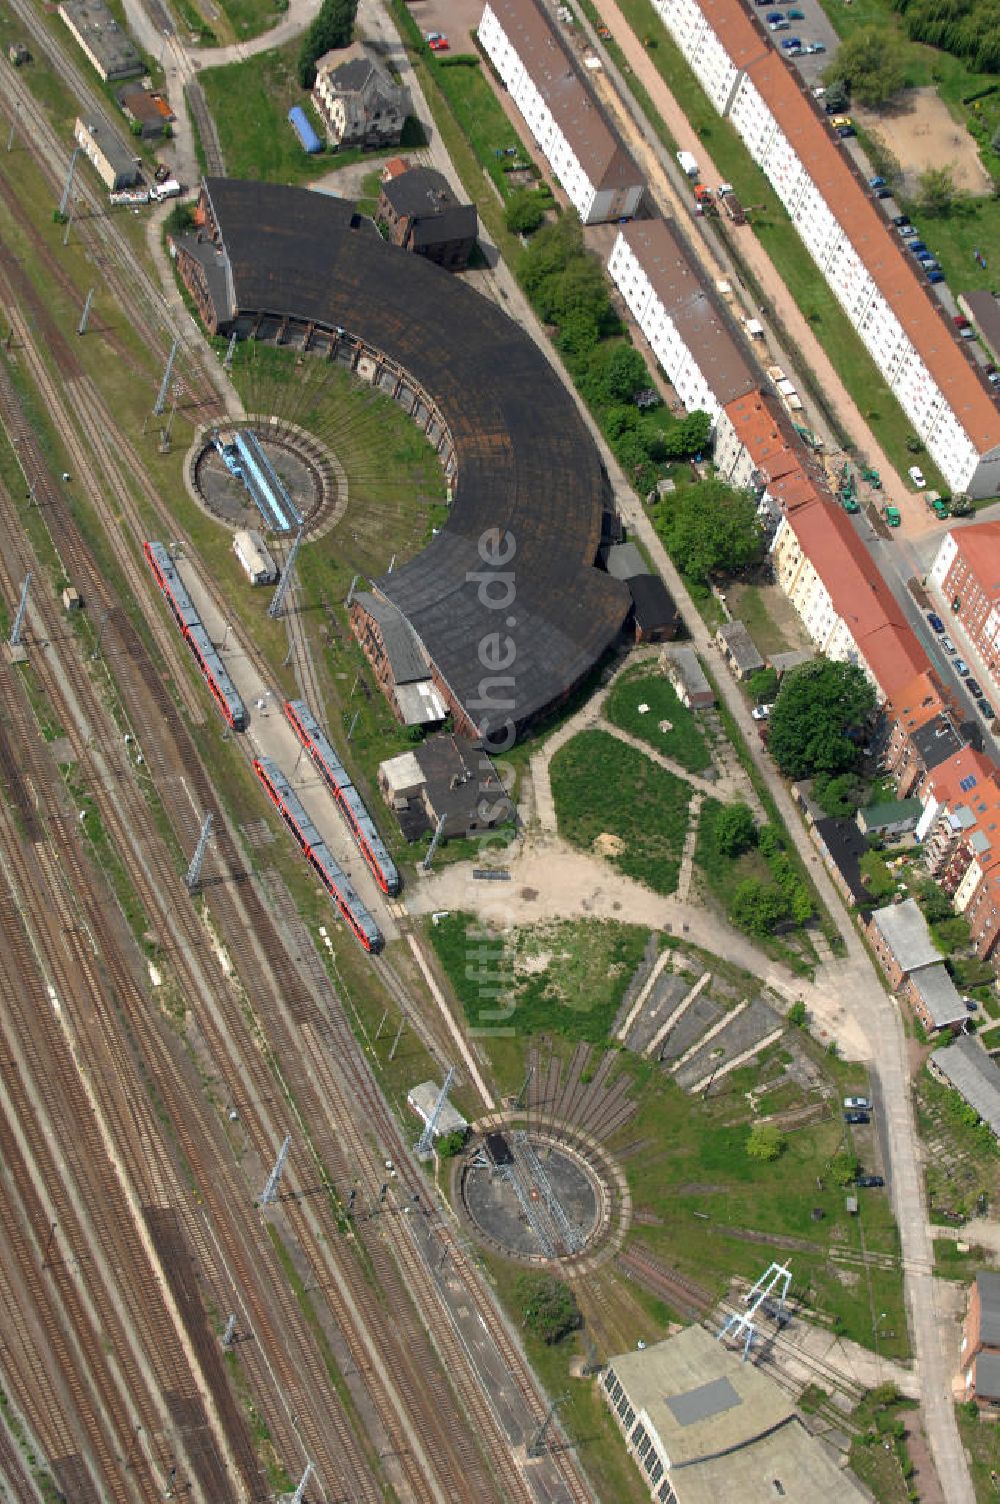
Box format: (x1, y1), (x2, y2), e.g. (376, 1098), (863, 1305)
(0, 49), (600, 1503)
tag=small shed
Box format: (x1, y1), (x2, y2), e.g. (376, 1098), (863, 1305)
(407, 1080), (467, 1139)
(664, 645), (715, 709)
(856, 798), (922, 842)
(62, 586), (82, 611)
(715, 620), (764, 680)
(628, 575), (679, 643)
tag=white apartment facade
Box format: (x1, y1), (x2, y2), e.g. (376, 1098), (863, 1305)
(652, 0), (1000, 498)
(478, 0), (643, 225)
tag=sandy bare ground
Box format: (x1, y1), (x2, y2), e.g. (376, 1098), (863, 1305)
(857, 87), (994, 197)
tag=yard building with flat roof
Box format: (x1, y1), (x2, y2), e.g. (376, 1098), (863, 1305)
(232, 529), (277, 585)
(179, 178), (630, 742)
(932, 1037), (1000, 1140)
(478, 0), (644, 225)
(867, 898), (939, 987)
(602, 1325), (867, 1502)
(378, 733), (510, 840)
(60, 0), (142, 81)
(856, 798), (922, 842)
(74, 115), (141, 192)
(905, 963), (966, 1034)
(715, 619), (764, 680)
(664, 646), (714, 710)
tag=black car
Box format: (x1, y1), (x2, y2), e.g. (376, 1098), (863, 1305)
(979, 700), (996, 721)
(856, 1174), (885, 1188)
(891, 214), (909, 226)
(844, 1111), (871, 1124)
(967, 678), (984, 699)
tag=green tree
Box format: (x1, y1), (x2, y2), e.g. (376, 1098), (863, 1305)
(830, 1151), (860, 1186)
(658, 480), (765, 584)
(788, 999), (807, 1027)
(599, 344), (649, 403)
(729, 878), (790, 936)
(298, 0), (358, 87)
(822, 27), (907, 107)
(660, 410), (711, 459)
(516, 1273), (582, 1345)
(747, 1122), (785, 1161)
(768, 661), (875, 780)
(748, 667), (779, 704)
(814, 771), (867, 818)
(436, 1128), (468, 1159)
(714, 802), (757, 858)
(505, 191), (547, 236)
(915, 164), (959, 217)
(915, 880), (952, 924)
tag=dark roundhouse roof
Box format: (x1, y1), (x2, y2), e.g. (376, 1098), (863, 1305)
(199, 178), (629, 734)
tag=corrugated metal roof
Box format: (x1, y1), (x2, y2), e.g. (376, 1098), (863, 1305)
(935, 1037), (1000, 1140)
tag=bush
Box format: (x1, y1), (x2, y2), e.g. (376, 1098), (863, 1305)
(747, 1122), (785, 1161)
(748, 668), (779, 704)
(713, 802), (757, 858)
(788, 1000), (807, 1027)
(516, 1273), (582, 1345)
(505, 190), (547, 236)
(830, 1151), (859, 1186)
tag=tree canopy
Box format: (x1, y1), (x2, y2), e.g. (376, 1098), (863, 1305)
(516, 1273), (582, 1345)
(746, 1122), (785, 1162)
(915, 165), (960, 217)
(768, 660), (876, 779)
(891, 0), (1000, 74)
(822, 26), (908, 107)
(713, 802), (757, 858)
(505, 190), (547, 236)
(298, 0), (359, 88)
(656, 480), (765, 584)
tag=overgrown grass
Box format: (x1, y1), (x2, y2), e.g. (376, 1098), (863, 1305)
(604, 668), (713, 772)
(550, 730), (691, 894)
(916, 1068), (1000, 1221)
(956, 1403), (1000, 1503)
(201, 41), (411, 183)
(428, 911), (650, 1041)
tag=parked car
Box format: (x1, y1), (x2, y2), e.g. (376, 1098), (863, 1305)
(954, 314), (970, 330)
(928, 270), (945, 284)
(856, 1174), (885, 1189)
(908, 240), (928, 254)
(989, 372), (1000, 387)
(844, 1111), (871, 1124)
(927, 612), (945, 633)
(869, 175), (886, 189)
(844, 1096), (872, 1110)
(891, 214), (909, 227)
(898, 224), (917, 238)
(836, 125), (856, 138)
(428, 34), (449, 49)
(769, 17), (790, 28)
(980, 701), (996, 721)
(941, 634), (957, 654)
(765, 9), (785, 19)
(781, 36), (802, 49)
(807, 39), (825, 50)
(751, 704), (773, 720)
(907, 464), (926, 487)
(920, 260), (941, 273)
(967, 678), (984, 699)
(955, 658), (971, 677)
(787, 6), (804, 15)
(874, 186), (892, 199)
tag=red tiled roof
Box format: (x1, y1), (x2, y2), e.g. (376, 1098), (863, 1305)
(922, 745), (999, 809)
(948, 521), (1000, 604)
(785, 499), (930, 696)
(697, 0), (1000, 453)
(887, 670), (950, 735)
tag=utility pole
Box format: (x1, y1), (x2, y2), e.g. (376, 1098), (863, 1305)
(259, 1134), (292, 1206)
(58, 147), (79, 218)
(415, 1067), (456, 1158)
(184, 812), (214, 892)
(528, 1396), (567, 1458)
(9, 573), (31, 648)
(153, 339), (178, 416)
(422, 814), (446, 871)
(77, 288), (94, 336)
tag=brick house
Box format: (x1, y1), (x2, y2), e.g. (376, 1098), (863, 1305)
(377, 165), (477, 271)
(963, 1272), (1000, 1407)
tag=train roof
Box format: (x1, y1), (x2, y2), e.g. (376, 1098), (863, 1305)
(196, 179), (630, 731)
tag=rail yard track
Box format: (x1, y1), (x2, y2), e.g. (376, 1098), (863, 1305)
(0, 161), (596, 1504)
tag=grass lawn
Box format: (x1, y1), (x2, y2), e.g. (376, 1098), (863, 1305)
(550, 730), (692, 895)
(956, 1404), (1000, 1502)
(604, 668), (713, 773)
(608, 1051), (909, 1358)
(725, 580), (803, 657)
(201, 42), (414, 183)
(980, 1025), (1000, 1051)
(218, 0), (287, 43)
(916, 1068), (1000, 1221)
(859, 848), (895, 904)
(427, 911), (650, 1043)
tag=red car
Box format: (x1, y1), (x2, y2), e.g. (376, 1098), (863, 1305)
(427, 33), (449, 49)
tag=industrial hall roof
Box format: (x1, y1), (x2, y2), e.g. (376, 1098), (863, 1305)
(198, 178), (629, 734)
